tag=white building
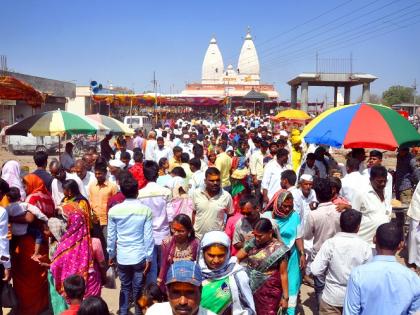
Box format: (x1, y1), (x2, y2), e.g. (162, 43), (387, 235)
(182, 30), (278, 98)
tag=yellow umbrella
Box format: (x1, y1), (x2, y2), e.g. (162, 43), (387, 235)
(273, 109), (311, 121)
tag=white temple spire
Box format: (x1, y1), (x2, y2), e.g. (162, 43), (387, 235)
(237, 28), (260, 84)
(201, 36), (224, 84)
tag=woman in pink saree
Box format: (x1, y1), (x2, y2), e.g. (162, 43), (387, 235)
(50, 204), (102, 298)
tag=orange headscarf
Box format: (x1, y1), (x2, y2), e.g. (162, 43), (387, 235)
(23, 174), (49, 196)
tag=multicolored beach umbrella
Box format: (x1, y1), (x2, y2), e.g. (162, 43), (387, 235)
(5, 110), (109, 136)
(87, 114), (134, 135)
(301, 103), (420, 150)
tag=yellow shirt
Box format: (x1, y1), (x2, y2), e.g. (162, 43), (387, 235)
(0, 196), (9, 208)
(88, 181), (118, 226)
(168, 157), (183, 172)
(215, 152), (232, 188)
(291, 147), (302, 172)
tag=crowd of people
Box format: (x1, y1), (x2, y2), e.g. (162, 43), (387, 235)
(0, 114), (419, 315)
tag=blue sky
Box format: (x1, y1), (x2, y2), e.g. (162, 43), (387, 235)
(1, 0), (419, 102)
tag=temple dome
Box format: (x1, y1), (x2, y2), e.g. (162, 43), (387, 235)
(237, 30), (260, 77)
(201, 37), (224, 84)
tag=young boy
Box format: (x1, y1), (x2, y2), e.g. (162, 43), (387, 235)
(6, 187), (48, 258)
(61, 275), (86, 315)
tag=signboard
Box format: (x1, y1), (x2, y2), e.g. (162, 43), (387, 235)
(0, 100), (16, 106)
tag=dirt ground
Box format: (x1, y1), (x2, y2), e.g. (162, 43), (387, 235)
(0, 147), (400, 315)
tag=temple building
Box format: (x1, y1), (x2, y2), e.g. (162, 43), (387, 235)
(182, 30), (279, 99)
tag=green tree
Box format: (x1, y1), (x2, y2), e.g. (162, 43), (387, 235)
(382, 85), (415, 106)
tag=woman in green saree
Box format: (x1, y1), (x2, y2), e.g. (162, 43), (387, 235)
(198, 231), (256, 315)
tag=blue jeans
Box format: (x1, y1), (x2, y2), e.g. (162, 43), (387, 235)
(146, 245), (161, 285)
(118, 260), (145, 315)
(314, 275), (325, 311)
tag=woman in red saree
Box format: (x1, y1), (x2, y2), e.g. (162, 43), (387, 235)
(11, 174), (54, 315)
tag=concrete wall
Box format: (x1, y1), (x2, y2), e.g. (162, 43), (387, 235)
(66, 96), (88, 116)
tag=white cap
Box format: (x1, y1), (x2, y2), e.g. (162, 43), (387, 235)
(109, 159), (125, 169)
(280, 130), (288, 137)
(300, 174), (313, 182)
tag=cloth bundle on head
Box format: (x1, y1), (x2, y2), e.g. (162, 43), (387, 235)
(24, 173), (49, 196)
(1, 160), (25, 199)
(23, 174), (55, 217)
(290, 129), (301, 145)
(198, 231), (237, 279)
(109, 159), (125, 169)
(264, 190), (293, 218)
(291, 129), (300, 136)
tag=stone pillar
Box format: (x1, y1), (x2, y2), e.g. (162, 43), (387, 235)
(301, 82), (308, 112)
(344, 85), (351, 105)
(334, 85), (338, 107)
(362, 82), (370, 103)
(291, 85), (298, 109)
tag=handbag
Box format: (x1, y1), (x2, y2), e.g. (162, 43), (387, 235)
(104, 266), (116, 289)
(1, 282), (18, 309)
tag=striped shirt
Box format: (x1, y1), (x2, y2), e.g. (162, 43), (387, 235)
(107, 198), (154, 265)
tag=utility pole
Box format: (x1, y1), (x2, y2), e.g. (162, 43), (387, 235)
(152, 71), (158, 125)
(413, 79), (417, 115)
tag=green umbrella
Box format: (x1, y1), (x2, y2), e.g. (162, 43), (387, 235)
(5, 110), (109, 136)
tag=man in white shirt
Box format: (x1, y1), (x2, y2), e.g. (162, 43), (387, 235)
(138, 160), (172, 285)
(49, 161), (87, 207)
(261, 148), (292, 205)
(188, 158), (205, 197)
(361, 150), (393, 205)
(305, 178), (341, 309)
(60, 142), (75, 171)
(340, 158), (364, 206)
(146, 261), (216, 315)
(180, 134), (194, 158)
(154, 136), (172, 163)
(144, 131), (158, 161)
(352, 165), (391, 248)
(192, 144), (208, 173)
(311, 209), (372, 314)
(292, 174), (318, 283)
(293, 174), (317, 228)
(115, 138), (134, 161)
(250, 139), (268, 205)
(74, 159), (96, 197)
